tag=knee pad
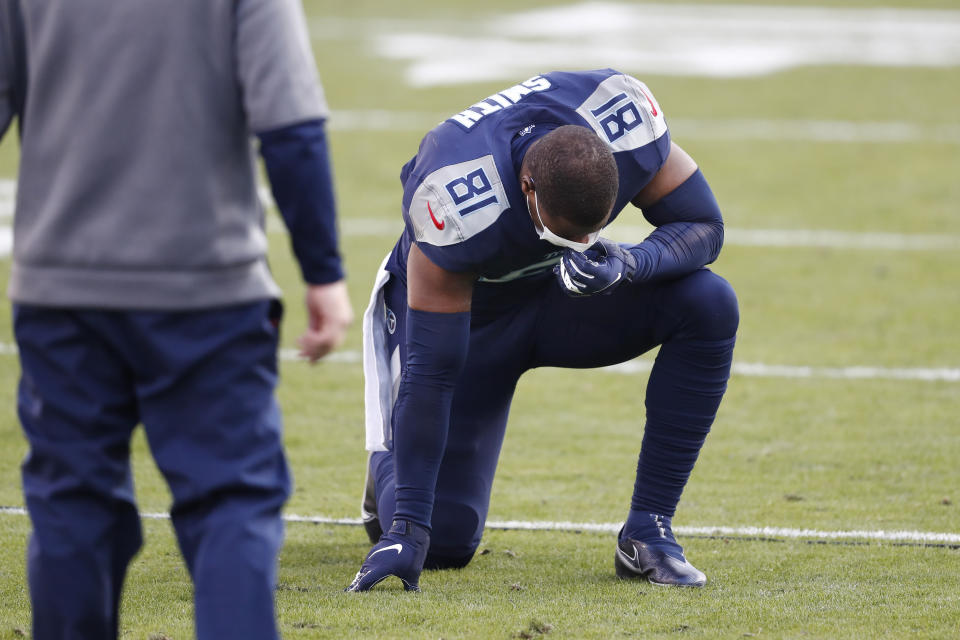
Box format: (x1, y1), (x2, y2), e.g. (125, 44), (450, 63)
(426, 499), (483, 565)
(423, 549), (476, 570)
(669, 270), (739, 340)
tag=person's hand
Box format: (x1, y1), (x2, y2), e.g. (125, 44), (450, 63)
(297, 280), (353, 362)
(555, 238), (638, 297)
(345, 519), (430, 592)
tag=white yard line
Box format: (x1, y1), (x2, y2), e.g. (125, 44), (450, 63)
(0, 179), (12, 257)
(719, 228), (960, 251)
(607, 226), (960, 251)
(668, 118), (960, 145)
(291, 349), (960, 384)
(0, 506), (955, 545)
(0, 179), (13, 217)
(270, 217), (960, 252)
(3, 343), (956, 383)
(606, 359), (960, 383)
(257, 181), (960, 253)
(356, 3), (960, 86)
(482, 520), (960, 545)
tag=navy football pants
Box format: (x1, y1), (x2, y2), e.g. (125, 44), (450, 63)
(370, 269), (738, 565)
(14, 301), (290, 640)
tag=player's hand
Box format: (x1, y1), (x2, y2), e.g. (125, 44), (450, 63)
(298, 280), (353, 363)
(555, 238), (638, 296)
(345, 519), (430, 592)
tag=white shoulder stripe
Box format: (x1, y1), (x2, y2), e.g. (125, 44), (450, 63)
(576, 74), (668, 152)
(408, 155), (509, 247)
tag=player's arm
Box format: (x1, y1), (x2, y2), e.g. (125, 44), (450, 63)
(407, 243), (476, 311)
(632, 141), (699, 209)
(394, 244), (475, 523)
(626, 141), (724, 280)
(346, 244), (474, 592)
(557, 142), (724, 295)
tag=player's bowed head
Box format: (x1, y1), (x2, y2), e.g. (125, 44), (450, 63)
(519, 124), (618, 247)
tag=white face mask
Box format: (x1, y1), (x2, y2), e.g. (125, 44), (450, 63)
(528, 189), (601, 253)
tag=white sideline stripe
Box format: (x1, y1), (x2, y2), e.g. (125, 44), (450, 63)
(3, 343), (958, 382)
(1, 506), (956, 544)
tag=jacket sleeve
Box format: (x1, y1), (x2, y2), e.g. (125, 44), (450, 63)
(0, 0), (25, 140)
(235, 0), (328, 134)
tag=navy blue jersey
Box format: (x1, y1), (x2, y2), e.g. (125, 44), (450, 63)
(385, 69), (670, 304)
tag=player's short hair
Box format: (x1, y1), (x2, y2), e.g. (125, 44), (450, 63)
(525, 125), (618, 230)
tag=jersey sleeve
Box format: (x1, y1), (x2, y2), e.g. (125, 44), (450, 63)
(235, 0), (329, 133)
(574, 72), (668, 154)
(573, 71), (671, 199)
(402, 150), (511, 273)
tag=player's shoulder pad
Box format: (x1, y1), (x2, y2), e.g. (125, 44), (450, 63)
(575, 73), (667, 153)
(407, 155), (509, 247)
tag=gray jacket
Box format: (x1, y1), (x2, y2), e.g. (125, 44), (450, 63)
(0, 0), (328, 309)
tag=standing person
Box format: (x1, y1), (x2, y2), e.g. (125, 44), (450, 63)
(347, 69), (737, 592)
(0, 1), (352, 638)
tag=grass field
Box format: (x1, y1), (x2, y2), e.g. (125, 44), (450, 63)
(1, 0), (959, 638)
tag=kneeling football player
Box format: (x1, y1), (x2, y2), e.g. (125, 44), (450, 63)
(347, 69), (738, 592)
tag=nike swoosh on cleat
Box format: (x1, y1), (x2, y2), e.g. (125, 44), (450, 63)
(369, 543), (403, 558)
(617, 544), (640, 569)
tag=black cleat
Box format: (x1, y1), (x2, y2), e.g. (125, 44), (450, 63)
(362, 514), (383, 545)
(614, 519), (706, 588)
(361, 454), (382, 543)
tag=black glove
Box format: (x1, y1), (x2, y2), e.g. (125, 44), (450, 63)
(555, 238), (638, 296)
(345, 519), (430, 592)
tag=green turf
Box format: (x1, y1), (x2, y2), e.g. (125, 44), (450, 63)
(1, 0), (958, 637)
(1, 516), (958, 639)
